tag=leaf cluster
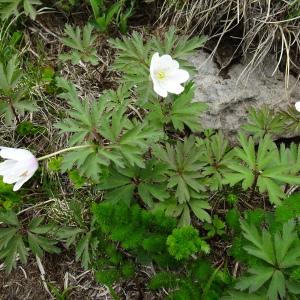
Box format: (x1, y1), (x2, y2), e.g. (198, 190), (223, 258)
(59, 24), (98, 65)
(0, 0), (41, 20)
(0, 210), (60, 273)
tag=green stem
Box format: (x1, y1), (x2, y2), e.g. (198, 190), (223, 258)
(37, 145), (92, 161)
(107, 285), (120, 300)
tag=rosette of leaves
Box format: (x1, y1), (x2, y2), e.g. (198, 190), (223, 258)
(0, 55), (37, 124)
(59, 24), (99, 65)
(0, 210), (60, 273)
(152, 136), (211, 226)
(223, 133), (300, 205)
(234, 219), (300, 300)
(0, 0), (41, 19)
(109, 27), (206, 102)
(198, 132), (234, 190)
(55, 78), (163, 181)
(97, 159), (169, 207)
(242, 106), (285, 139)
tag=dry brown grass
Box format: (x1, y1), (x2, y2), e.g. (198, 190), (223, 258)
(160, 0), (300, 86)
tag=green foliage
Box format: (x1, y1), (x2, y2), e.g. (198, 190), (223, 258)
(109, 27), (206, 102)
(55, 200), (98, 270)
(89, 0), (135, 33)
(147, 82), (207, 132)
(280, 106), (300, 134)
(59, 24), (98, 65)
(97, 159), (169, 206)
(93, 201), (181, 267)
(226, 193), (239, 206)
(225, 208), (240, 231)
(149, 259), (231, 300)
(242, 106), (285, 139)
(204, 215), (226, 238)
(234, 219), (300, 300)
(275, 193), (300, 223)
(167, 226), (210, 260)
(0, 0), (41, 19)
(68, 169), (85, 188)
(0, 180), (21, 209)
(198, 132), (234, 190)
(224, 133), (300, 205)
(55, 77), (162, 181)
(0, 210), (60, 273)
(152, 136), (211, 225)
(16, 121), (45, 136)
(0, 55), (37, 123)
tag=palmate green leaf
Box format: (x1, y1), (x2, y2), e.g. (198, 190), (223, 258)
(61, 146), (118, 181)
(98, 160), (169, 206)
(274, 221), (300, 268)
(55, 226), (84, 247)
(0, 234), (28, 273)
(0, 0), (41, 19)
(242, 106), (285, 139)
(28, 232), (60, 258)
(236, 219), (300, 299)
(170, 82), (207, 132)
(0, 210), (19, 226)
(235, 265), (274, 293)
(224, 133), (297, 204)
(267, 270), (285, 300)
(153, 136), (205, 204)
(0, 55), (37, 124)
(278, 143), (300, 174)
(0, 213), (61, 273)
(200, 132), (234, 190)
(275, 193), (300, 223)
(76, 230), (98, 270)
(240, 220), (275, 265)
(280, 106), (300, 135)
(59, 24), (98, 65)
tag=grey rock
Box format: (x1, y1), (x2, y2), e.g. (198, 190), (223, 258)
(190, 50), (300, 138)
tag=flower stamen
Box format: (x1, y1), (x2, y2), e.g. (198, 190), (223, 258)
(156, 71), (166, 80)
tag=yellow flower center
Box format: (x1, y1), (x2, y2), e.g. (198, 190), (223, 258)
(156, 71), (166, 80)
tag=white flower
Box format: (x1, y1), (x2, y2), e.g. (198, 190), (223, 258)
(150, 52), (189, 98)
(295, 102), (300, 112)
(0, 147), (38, 191)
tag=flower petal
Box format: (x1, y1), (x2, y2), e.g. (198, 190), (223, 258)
(0, 160), (17, 175)
(167, 69), (190, 83)
(0, 147), (33, 161)
(153, 82), (168, 97)
(295, 101), (300, 112)
(159, 54), (179, 70)
(2, 174), (18, 184)
(164, 82), (185, 95)
(150, 52), (160, 76)
(13, 176), (31, 191)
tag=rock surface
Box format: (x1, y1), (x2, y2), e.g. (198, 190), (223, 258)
(190, 50), (300, 138)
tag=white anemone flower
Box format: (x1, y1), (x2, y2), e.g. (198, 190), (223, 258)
(150, 52), (189, 98)
(0, 147), (38, 191)
(295, 102), (300, 112)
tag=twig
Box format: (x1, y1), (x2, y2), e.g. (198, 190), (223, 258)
(36, 255), (53, 298)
